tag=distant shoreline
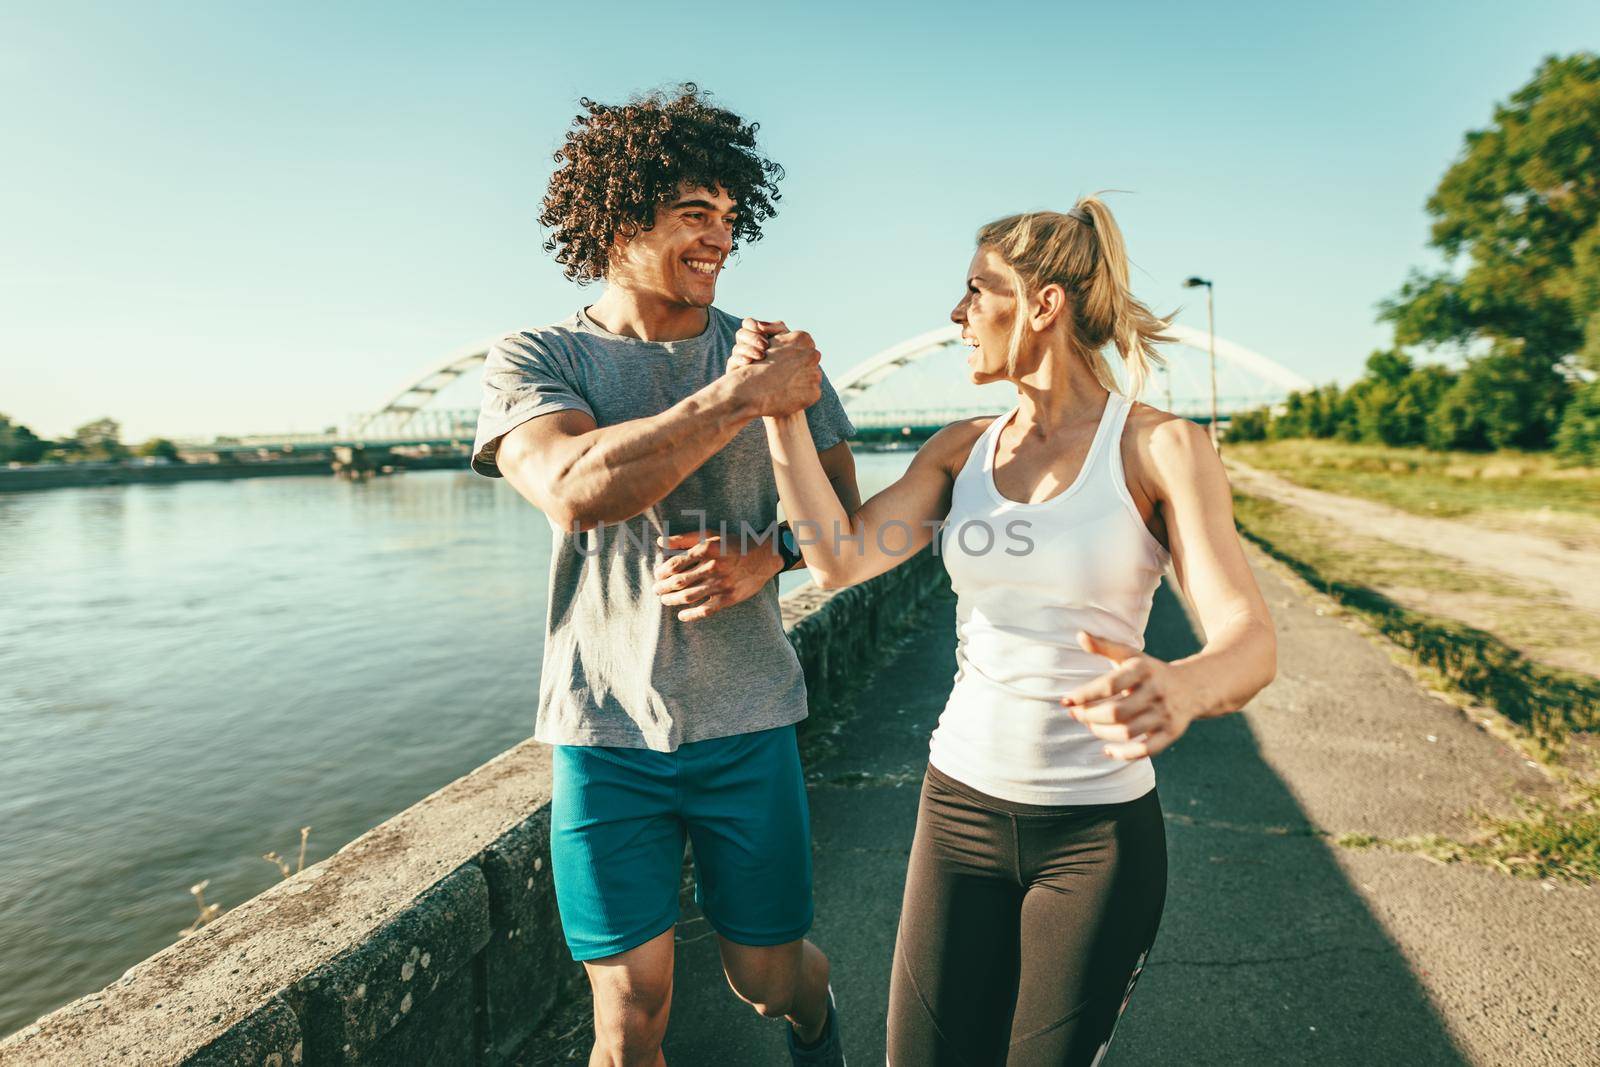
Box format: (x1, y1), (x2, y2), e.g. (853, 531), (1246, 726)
(0, 439), (924, 495)
(0, 454), (469, 493)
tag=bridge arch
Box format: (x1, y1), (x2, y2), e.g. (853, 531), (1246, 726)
(351, 340), (500, 435)
(354, 323), (1308, 435)
(833, 323), (1310, 404)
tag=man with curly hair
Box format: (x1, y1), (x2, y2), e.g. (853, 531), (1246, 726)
(471, 85), (856, 1066)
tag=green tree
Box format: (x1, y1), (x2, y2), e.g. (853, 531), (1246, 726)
(1424, 349), (1571, 451)
(1226, 407), (1270, 442)
(1364, 349), (1414, 387)
(1270, 383), (1353, 440)
(1349, 351), (1458, 446)
(1394, 365), (1458, 447)
(1288, 383), (1352, 439)
(1554, 377), (1600, 466)
(1337, 379), (1372, 442)
(1322, 384), (1353, 438)
(1269, 391), (1310, 439)
(1575, 222), (1600, 370)
(0, 413), (49, 463)
(1380, 53), (1600, 371)
(70, 417), (127, 463)
(136, 438), (182, 462)
(1270, 387), (1332, 439)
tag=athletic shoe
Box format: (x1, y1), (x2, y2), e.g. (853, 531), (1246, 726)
(786, 983), (845, 1066)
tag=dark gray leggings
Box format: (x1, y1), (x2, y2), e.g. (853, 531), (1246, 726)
(888, 764), (1167, 1066)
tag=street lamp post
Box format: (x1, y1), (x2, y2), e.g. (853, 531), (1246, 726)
(1183, 276), (1219, 451)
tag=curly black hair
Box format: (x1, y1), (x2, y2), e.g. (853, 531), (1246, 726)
(539, 84), (784, 284)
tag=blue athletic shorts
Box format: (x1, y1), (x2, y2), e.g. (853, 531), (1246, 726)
(549, 724), (815, 962)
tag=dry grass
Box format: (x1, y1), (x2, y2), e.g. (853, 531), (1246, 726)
(179, 880), (222, 938)
(1226, 439), (1600, 526)
(179, 827), (312, 938)
(262, 826), (311, 879)
(1335, 779), (1600, 883)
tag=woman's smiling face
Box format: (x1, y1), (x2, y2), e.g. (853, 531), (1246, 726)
(951, 246), (1019, 384)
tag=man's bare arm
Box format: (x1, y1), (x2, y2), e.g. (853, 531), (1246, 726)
(497, 386), (748, 532)
(495, 337), (822, 532)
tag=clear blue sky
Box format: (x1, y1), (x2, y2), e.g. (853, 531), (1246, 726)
(4, 1), (1597, 441)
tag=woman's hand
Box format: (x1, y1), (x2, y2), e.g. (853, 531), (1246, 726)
(1060, 631), (1200, 760)
(728, 317), (784, 373)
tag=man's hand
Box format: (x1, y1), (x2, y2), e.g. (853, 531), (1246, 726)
(653, 530), (784, 622)
(724, 318), (820, 417)
(1059, 632), (1201, 760)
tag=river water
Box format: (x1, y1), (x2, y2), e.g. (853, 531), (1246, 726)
(0, 452), (915, 1037)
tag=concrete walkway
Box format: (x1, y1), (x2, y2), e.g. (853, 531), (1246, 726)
(661, 549), (1600, 1066)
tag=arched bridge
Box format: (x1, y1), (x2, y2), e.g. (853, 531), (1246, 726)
(214, 324), (1310, 452)
(832, 323), (1308, 406)
(832, 322), (1310, 439)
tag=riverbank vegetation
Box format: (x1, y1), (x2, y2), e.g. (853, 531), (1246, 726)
(1235, 481), (1598, 673)
(1335, 780), (1600, 884)
(0, 413), (180, 466)
(1233, 491), (1600, 744)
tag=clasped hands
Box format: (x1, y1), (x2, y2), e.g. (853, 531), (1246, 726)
(725, 318), (821, 418)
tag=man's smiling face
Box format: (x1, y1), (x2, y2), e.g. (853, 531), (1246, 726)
(609, 182), (738, 308)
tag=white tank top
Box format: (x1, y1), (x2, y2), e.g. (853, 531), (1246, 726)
(926, 391), (1171, 805)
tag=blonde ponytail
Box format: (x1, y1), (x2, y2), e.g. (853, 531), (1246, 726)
(976, 194), (1173, 397)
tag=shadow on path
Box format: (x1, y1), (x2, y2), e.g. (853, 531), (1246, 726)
(664, 580), (1468, 1065)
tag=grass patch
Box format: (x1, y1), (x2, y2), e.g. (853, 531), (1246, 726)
(1226, 439), (1600, 523)
(1233, 491), (1600, 754)
(1335, 781), (1600, 883)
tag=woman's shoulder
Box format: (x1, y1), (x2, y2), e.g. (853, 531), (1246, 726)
(1121, 400), (1220, 487)
(1123, 400), (1211, 449)
(911, 415), (998, 479)
(929, 414), (999, 455)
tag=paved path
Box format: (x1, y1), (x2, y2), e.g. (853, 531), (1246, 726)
(1225, 459), (1599, 607)
(662, 550), (1600, 1066)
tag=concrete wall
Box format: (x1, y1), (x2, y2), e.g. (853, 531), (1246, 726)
(0, 547), (947, 1066)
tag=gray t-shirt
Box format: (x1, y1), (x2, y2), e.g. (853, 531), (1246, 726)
(471, 306), (857, 751)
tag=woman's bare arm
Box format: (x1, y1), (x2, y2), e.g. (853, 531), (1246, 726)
(765, 412), (986, 589)
(1064, 416), (1277, 758)
(1150, 418), (1278, 717)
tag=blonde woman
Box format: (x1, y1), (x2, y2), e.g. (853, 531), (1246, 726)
(729, 197), (1277, 1065)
